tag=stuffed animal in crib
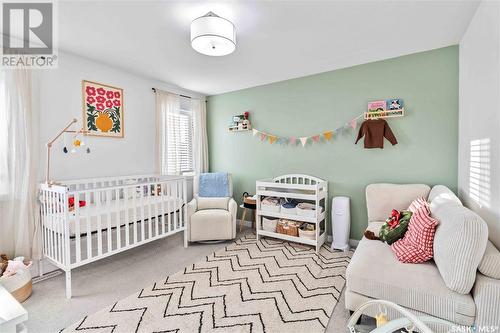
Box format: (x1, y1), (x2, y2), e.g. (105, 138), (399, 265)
(2, 257), (31, 277)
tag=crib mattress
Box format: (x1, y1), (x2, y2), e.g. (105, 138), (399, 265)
(43, 196), (184, 236)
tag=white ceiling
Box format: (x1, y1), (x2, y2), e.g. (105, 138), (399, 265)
(57, 0), (480, 95)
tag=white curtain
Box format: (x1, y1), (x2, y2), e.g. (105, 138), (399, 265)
(0, 68), (41, 260)
(192, 98), (209, 174)
(155, 90), (180, 175)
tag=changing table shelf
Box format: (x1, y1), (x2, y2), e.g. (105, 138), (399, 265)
(256, 174), (328, 253)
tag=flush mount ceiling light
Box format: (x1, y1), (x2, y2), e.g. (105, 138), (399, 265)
(191, 11), (236, 56)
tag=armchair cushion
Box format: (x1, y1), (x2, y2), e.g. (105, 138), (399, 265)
(197, 197), (230, 210)
(190, 209), (233, 241)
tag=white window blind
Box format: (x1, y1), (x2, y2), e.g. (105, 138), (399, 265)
(165, 108), (195, 175)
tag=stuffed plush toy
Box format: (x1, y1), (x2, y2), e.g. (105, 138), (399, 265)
(364, 209), (412, 244)
(0, 254), (8, 276)
(2, 257), (31, 277)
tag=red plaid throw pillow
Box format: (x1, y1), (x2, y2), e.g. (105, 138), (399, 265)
(391, 202), (438, 263)
(408, 197), (430, 214)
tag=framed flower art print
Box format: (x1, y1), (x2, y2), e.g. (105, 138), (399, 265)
(82, 80), (124, 137)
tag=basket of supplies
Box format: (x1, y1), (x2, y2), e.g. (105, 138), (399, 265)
(280, 200), (298, 215)
(276, 219), (302, 237)
(262, 217), (278, 232)
(0, 256), (33, 303)
(298, 223), (316, 240)
(296, 202), (323, 217)
(261, 197), (281, 212)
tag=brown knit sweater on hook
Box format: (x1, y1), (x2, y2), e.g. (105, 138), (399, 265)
(355, 119), (398, 149)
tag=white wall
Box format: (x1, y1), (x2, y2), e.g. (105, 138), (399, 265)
(38, 51), (204, 182)
(459, 0), (500, 248)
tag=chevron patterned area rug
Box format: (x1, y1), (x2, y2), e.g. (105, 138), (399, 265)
(62, 234), (353, 333)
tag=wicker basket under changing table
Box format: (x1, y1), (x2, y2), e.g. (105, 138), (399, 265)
(276, 219), (302, 237)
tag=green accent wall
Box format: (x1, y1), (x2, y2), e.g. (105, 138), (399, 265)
(207, 46), (458, 240)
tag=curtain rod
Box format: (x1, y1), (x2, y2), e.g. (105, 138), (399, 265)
(151, 87), (191, 99)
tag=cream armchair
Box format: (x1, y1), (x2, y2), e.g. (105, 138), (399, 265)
(186, 174), (238, 242)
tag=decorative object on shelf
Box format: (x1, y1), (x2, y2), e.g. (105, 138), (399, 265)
(229, 111), (251, 132)
(256, 174), (328, 253)
(45, 118), (92, 185)
(82, 80), (123, 138)
(191, 11), (236, 57)
(365, 98), (405, 120)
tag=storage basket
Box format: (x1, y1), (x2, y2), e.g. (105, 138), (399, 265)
(298, 224), (316, 240)
(281, 200), (298, 215)
(296, 202), (323, 217)
(0, 261), (33, 303)
(262, 217), (278, 232)
(276, 219), (302, 237)
(261, 197), (281, 212)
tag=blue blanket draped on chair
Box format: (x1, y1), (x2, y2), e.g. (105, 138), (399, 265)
(198, 172), (229, 197)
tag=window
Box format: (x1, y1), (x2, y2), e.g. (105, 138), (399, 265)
(164, 107), (195, 175)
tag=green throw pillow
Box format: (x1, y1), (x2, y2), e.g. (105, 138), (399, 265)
(379, 211), (412, 245)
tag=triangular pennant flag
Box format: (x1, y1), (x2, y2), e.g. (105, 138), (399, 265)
(312, 135), (321, 143)
(300, 137), (309, 147)
(269, 135), (277, 144)
(323, 131), (333, 141)
(252, 129), (258, 136)
(260, 133), (267, 141)
(350, 118), (358, 129)
(288, 137), (296, 145)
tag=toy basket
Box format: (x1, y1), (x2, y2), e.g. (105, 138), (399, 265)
(276, 219), (302, 237)
(298, 223), (316, 240)
(0, 261), (33, 303)
(262, 217), (278, 232)
(296, 202), (323, 217)
(261, 197), (281, 212)
(280, 199), (298, 215)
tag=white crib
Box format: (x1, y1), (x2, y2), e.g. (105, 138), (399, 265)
(39, 174), (187, 298)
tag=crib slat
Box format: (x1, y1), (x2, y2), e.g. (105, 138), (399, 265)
(140, 186), (145, 242)
(115, 188), (121, 250)
(147, 186), (152, 240)
(107, 189), (112, 252)
(183, 179), (187, 229)
(133, 187), (138, 244)
(96, 190), (103, 256)
(85, 191), (92, 260)
(167, 181), (172, 233)
(124, 187), (130, 247)
(154, 185), (159, 237)
(75, 192), (81, 263)
(161, 183), (166, 236)
(173, 181), (178, 230)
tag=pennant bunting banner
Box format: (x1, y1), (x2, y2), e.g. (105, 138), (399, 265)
(250, 114), (363, 147)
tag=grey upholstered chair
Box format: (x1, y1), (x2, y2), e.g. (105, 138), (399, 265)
(186, 174), (238, 242)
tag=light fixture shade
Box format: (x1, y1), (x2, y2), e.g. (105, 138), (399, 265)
(191, 12), (236, 56)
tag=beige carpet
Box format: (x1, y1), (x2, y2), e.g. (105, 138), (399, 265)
(62, 234), (353, 333)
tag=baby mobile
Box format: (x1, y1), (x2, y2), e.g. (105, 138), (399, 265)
(63, 127), (91, 154)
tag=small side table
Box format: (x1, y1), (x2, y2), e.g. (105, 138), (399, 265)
(239, 204), (256, 232)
